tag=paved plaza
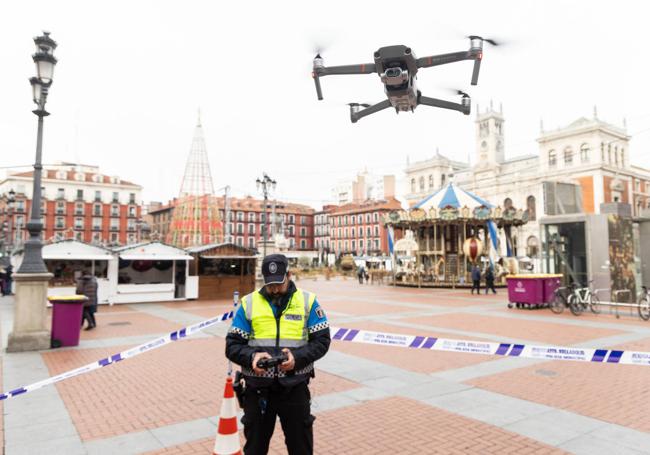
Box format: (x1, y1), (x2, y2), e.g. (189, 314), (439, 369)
(2, 278), (650, 454)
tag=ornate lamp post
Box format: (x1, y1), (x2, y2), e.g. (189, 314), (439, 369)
(256, 173), (276, 258)
(1, 189), (16, 255)
(7, 32), (58, 352)
(19, 32), (57, 274)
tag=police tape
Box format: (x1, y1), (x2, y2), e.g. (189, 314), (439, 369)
(4, 315), (650, 401)
(329, 326), (650, 366)
(0, 310), (234, 401)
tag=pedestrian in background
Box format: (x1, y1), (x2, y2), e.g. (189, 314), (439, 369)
(471, 264), (481, 295)
(76, 271), (98, 330)
(485, 265), (497, 294)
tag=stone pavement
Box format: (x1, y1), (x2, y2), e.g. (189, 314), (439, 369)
(2, 278), (650, 454)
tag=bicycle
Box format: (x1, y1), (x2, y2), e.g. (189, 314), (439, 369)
(550, 286), (570, 314)
(639, 286), (650, 321)
(567, 282), (601, 316)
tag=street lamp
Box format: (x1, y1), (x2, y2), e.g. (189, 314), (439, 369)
(1, 189), (16, 255)
(256, 173), (276, 258)
(18, 31), (57, 274)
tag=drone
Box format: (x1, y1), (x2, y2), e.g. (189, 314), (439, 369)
(312, 36), (497, 123)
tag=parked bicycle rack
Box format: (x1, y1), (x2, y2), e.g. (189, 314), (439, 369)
(593, 289), (638, 319)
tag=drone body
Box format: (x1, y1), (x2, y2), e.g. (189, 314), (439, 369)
(313, 37), (493, 123)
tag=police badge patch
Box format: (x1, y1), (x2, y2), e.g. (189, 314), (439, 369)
(284, 314), (302, 321)
(315, 306), (325, 319)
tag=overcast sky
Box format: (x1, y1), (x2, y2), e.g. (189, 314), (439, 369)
(1, 0), (649, 209)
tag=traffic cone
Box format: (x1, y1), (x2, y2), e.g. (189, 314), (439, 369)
(212, 376), (242, 455)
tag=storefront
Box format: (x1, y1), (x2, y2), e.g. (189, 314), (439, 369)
(186, 243), (256, 300)
(112, 241), (194, 303)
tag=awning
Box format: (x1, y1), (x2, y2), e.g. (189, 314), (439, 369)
(43, 254), (113, 261)
(119, 254), (193, 261)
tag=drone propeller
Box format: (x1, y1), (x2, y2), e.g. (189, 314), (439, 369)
(467, 35), (502, 46)
(443, 88), (470, 98)
(348, 103), (371, 108)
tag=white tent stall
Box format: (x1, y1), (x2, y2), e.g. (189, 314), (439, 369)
(13, 239), (116, 303)
(111, 241), (193, 304)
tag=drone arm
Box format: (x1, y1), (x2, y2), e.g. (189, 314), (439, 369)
(418, 95), (470, 116)
(416, 51), (474, 68)
(350, 99), (392, 123)
(313, 73), (323, 100)
(471, 57), (482, 85)
(315, 63), (377, 76)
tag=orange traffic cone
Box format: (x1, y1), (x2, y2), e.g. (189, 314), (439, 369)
(212, 376), (242, 455)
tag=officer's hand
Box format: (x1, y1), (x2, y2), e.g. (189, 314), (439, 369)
(279, 348), (295, 372)
(252, 352), (272, 375)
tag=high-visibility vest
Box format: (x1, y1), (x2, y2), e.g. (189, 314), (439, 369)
(240, 288), (316, 378)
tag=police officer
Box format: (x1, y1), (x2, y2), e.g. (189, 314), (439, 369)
(226, 253), (330, 455)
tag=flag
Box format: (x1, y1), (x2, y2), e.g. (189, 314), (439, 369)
(487, 220), (499, 266)
(387, 226), (395, 255)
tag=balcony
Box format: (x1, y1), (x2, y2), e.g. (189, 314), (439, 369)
(92, 225), (102, 231)
(110, 226), (119, 232)
(55, 224), (65, 230)
(74, 225), (84, 231)
(110, 212), (120, 218)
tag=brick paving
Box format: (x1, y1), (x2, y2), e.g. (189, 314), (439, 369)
(3, 278), (650, 454)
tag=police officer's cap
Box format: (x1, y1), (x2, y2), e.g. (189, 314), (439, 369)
(261, 254), (289, 285)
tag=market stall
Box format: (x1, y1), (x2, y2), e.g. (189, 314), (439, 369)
(112, 241), (194, 303)
(186, 242), (256, 300)
(13, 239), (115, 303)
(385, 182), (527, 287)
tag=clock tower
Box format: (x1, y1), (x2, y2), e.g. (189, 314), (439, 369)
(475, 101), (505, 165)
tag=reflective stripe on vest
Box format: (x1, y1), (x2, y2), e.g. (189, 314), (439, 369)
(242, 288), (316, 348)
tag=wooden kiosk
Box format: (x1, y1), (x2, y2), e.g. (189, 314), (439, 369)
(186, 243), (257, 300)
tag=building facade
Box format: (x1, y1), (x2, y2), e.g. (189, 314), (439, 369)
(328, 198), (402, 257)
(0, 163), (143, 248)
(331, 171), (396, 205)
(148, 195), (315, 251)
(404, 104), (650, 265)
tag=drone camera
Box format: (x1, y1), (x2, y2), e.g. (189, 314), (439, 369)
(380, 68), (408, 86)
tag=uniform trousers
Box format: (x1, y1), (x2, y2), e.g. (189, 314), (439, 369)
(242, 381), (314, 455)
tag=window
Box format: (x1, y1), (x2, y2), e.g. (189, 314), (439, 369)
(248, 237), (255, 248)
(237, 223), (244, 234)
(112, 192), (119, 203)
(75, 202), (84, 215)
(288, 214), (295, 224)
(110, 232), (119, 243)
(95, 190), (101, 202)
(92, 217), (102, 230)
(236, 211), (244, 221)
(367, 226), (371, 237)
(564, 147), (573, 165)
(526, 195), (536, 221)
(56, 188), (65, 199)
(74, 217), (84, 230)
(373, 212), (378, 222)
(419, 176), (425, 191)
(289, 238), (295, 249)
(76, 189), (84, 200)
(300, 239), (306, 249)
(129, 193), (136, 204)
(359, 239), (364, 250)
(15, 215), (25, 228)
(621, 148), (625, 167)
(128, 206), (136, 217)
(40, 201), (46, 214)
(548, 149), (557, 167)
(365, 213), (370, 223)
(441, 175), (446, 187)
(614, 147), (619, 166)
(374, 239), (380, 250)
(428, 174), (434, 188)
(111, 204), (119, 217)
(357, 215), (362, 224)
(16, 200), (26, 212)
(580, 143), (589, 163)
(236, 237), (243, 246)
(55, 217), (65, 229)
(410, 178), (416, 193)
(374, 226), (379, 236)
(93, 203), (102, 216)
(289, 225), (295, 236)
(300, 216), (306, 225)
(248, 212), (256, 222)
(75, 231), (83, 241)
(110, 218), (120, 231)
(350, 227), (355, 238)
(127, 219), (136, 231)
(92, 232), (101, 244)
(351, 240), (356, 251)
(300, 227), (306, 236)
(56, 201), (66, 214)
(248, 223), (255, 234)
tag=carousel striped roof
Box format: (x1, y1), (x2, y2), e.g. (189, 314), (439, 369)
(413, 183), (493, 210)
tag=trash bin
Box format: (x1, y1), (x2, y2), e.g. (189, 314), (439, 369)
(506, 274), (563, 309)
(48, 295), (88, 348)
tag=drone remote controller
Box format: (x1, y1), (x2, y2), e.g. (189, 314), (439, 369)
(256, 353), (288, 370)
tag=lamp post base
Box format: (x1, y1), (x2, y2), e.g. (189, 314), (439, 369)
(6, 272), (53, 352)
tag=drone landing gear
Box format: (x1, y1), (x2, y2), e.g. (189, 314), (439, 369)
(418, 95), (470, 116)
(349, 100), (392, 123)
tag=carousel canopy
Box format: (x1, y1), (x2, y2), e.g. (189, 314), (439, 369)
(414, 183), (493, 210)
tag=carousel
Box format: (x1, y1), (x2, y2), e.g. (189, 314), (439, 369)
(386, 183), (527, 287)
